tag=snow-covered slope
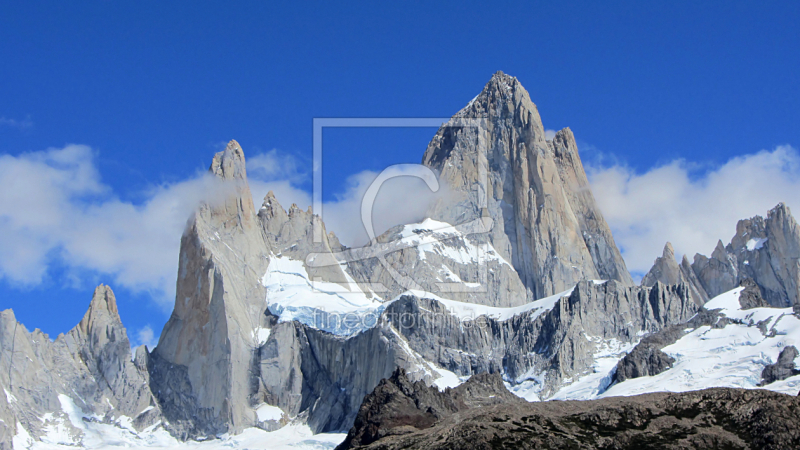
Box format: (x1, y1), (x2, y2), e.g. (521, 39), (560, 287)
(16, 419), (345, 450)
(264, 253), (585, 335)
(265, 256), (386, 336)
(526, 287), (800, 401)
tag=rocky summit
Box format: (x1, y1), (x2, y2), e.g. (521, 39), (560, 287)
(2, 72), (800, 449)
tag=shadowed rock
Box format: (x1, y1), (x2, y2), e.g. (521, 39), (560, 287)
(761, 346), (800, 386)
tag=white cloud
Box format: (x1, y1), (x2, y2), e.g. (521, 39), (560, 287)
(132, 325), (158, 350)
(247, 149), (306, 184)
(314, 169), (451, 246)
(544, 129), (557, 140)
(247, 149), (312, 212)
(587, 145), (800, 275)
(0, 145), (262, 308)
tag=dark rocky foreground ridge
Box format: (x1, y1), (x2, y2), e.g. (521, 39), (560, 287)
(338, 368), (800, 450)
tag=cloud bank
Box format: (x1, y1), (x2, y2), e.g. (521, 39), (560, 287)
(0, 145), (445, 311)
(2, 142), (797, 311)
(587, 145), (800, 275)
(0, 145), (228, 307)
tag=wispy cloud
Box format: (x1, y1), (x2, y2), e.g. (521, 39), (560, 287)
(0, 116), (33, 130)
(132, 325), (158, 350)
(0, 145), (357, 310)
(587, 145), (800, 275)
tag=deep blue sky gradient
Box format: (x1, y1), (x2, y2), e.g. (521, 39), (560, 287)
(1, 1), (798, 339)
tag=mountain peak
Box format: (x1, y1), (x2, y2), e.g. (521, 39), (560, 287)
(768, 202), (792, 222)
(72, 284), (122, 341)
(210, 139), (247, 181)
(662, 242), (676, 260)
(81, 284), (120, 324)
(488, 70), (518, 86)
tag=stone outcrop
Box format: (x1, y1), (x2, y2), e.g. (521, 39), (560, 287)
(0, 285), (160, 449)
(612, 343), (675, 383)
(337, 368), (522, 449)
(338, 370), (800, 450)
(422, 71), (633, 301)
(761, 346), (800, 386)
(691, 203), (800, 307)
(738, 277), (771, 309)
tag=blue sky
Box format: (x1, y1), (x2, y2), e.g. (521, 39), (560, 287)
(1, 1), (798, 345)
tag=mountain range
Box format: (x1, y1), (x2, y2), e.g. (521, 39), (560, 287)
(2, 72), (800, 449)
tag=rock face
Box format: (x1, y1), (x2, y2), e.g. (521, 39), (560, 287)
(338, 370), (800, 450)
(341, 219), (529, 307)
(422, 71), (633, 301)
(761, 346), (800, 386)
(691, 203), (800, 307)
(252, 278), (696, 435)
(642, 242), (708, 305)
(383, 280), (697, 399)
(150, 141), (274, 437)
(612, 344), (675, 383)
(738, 277), (771, 309)
(0, 285), (160, 449)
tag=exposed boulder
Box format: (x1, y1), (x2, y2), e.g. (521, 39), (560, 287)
(760, 345), (800, 386)
(612, 343), (675, 383)
(738, 277), (771, 309)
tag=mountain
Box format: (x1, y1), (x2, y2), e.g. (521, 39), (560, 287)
(692, 203), (800, 307)
(641, 203), (800, 308)
(0, 286), (160, 449)
(642, 242), (709, 305)
(423, 72), (633, 300)
(2, 72), (799, 449)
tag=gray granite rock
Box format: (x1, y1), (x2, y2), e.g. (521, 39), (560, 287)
(760, 345), (800, 386)
(0, 286), (161, 448)
(692, 203), (800, 307)
(642, 242), (708, 305)
(422, 72), (633, 301)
